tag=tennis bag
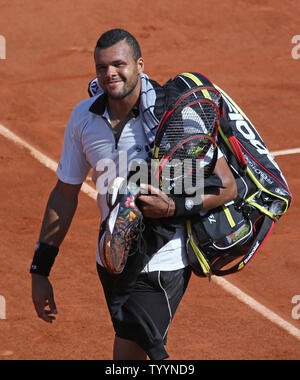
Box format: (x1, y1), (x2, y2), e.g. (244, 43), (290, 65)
(170, 72), (292, 278)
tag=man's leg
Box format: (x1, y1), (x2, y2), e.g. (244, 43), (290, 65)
(113, 336), (147, 360)
(97, 263), (191, 360)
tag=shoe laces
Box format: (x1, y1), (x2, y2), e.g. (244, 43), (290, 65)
(127, 219), (147, 257)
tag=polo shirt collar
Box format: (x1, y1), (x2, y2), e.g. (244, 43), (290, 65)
(89, 93), (140, 118)
(89, 93), (107, 116)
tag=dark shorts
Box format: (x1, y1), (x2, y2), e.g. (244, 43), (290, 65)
(97, 262), (192, 360)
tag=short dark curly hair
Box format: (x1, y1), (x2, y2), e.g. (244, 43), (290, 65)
(95, 29), (142, 61)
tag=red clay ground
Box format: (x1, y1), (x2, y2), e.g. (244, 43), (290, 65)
(0, 0), (300, 360)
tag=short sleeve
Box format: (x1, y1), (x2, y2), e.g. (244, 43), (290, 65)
(56, 109), (91, 184)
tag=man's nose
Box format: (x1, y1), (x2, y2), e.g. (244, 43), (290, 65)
(105, 65), (117, 78)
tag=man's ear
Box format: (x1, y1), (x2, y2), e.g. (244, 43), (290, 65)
(137, 57), (144, 74)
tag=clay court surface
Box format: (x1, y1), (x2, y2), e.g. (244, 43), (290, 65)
(0, 0), (300, 360)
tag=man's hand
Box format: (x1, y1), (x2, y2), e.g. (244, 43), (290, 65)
(137, 184), (175, 218)
(31, 274), (57, 323)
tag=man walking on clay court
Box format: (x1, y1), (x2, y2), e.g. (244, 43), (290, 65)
(30, 28), (237, 360)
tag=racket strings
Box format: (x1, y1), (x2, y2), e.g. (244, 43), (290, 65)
(157, 99), (219, 160)
(153, 87), (221, 194)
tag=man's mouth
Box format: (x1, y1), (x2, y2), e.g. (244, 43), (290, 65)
(105, 79), (123, 87)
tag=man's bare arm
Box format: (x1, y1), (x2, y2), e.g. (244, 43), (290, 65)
(31, 180), (82, 323)
(202, 156), (237, 212)
(38, 180), (82, 246)
(138, 156), (237, 218)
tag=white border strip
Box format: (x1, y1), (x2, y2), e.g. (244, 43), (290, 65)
(1, 123), (299, 341)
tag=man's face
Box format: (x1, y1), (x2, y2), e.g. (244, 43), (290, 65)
(94, 40), (144, 100)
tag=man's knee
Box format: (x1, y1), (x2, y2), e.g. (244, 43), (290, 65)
(113, 336), (147, 360)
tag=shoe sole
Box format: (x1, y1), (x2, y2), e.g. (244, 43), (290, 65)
(107, 177), (127, 208)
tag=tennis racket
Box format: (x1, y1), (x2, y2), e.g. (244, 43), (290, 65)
(152, 86), (222, 196)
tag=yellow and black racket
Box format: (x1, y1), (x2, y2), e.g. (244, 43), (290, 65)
(152, 86), (222, 195)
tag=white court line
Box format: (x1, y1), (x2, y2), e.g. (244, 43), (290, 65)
(213, 277), (300, 340)
(1, 122), (300, 342)
(0, 124), (97, 200)
(271, 147), (300, 157)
